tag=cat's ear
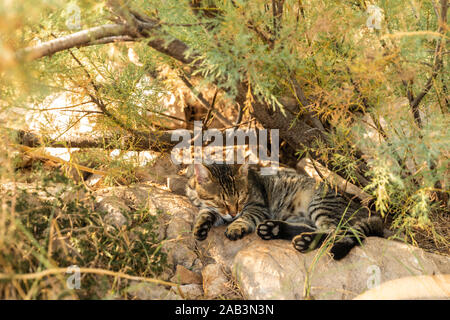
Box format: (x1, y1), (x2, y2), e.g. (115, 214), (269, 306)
(194, 164), (212, 184)
(235, 163), (249, 177)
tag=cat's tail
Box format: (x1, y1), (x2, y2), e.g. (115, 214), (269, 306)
(357, 215), (384, 237)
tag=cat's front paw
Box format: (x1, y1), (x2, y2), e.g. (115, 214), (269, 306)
(225, 220), (252, 241)
(256, 220), (283, 240)
(193, 214), (215, 241)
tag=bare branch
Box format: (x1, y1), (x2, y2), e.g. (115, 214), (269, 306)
(18, 24), (135, 61)
(202, 89), (219, 130)
(7, 127), (180, 151)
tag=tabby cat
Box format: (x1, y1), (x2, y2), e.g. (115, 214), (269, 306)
(186, 163), (383, 260)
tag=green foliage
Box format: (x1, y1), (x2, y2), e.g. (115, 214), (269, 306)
(0, 174), (167, 299)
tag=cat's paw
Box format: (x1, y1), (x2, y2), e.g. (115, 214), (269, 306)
(292, 232), (324, 253)
(330, 238), (356, 260)
(225, 220), (252, 241)
(256, 220), (283, 240)
(193, 214), (214, 241)
(193, 222), (211, 241)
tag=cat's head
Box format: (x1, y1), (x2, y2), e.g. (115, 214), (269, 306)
(187, 163), (249, 221)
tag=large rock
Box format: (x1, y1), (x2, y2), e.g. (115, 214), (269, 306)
(143, 186), (202, 272)
(154, 187), (449, 300)
(202, 263), (231, 299)
(232, 236), (450, 300)
(196, 226), (256, 270)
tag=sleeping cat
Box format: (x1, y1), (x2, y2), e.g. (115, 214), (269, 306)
(186, 163), (383, 260)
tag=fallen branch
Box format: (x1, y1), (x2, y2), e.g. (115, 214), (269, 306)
(7, 127), (179, 151)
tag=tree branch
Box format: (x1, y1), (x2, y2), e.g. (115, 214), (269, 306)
(18, 24), (136, 61)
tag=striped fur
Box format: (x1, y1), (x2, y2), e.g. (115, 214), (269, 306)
(186, 163), (383, 260)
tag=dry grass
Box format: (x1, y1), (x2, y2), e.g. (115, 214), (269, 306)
(0, 159), (170, 299)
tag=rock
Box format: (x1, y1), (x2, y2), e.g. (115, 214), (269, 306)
(95, 196), (129, 228)
(143, 185), (201, 272)
(196, 226), (256, 270)
(0, 182), (86, 206)
(354, 274), (450, 300)
(95, 185), (155, 211)
(202, 264), (231, 299)
(174, 284), (204, 299)
(127, 282), (181, 300)
(232, 237), (450, 300)
(171, 265), (202, 285)
(167, 175), (188, 195)
(163, 242), (200, 270)
(94, 184), (201, 274)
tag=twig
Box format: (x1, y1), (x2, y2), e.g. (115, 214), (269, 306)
(271, 0), (285, 43)
(246, 22), (273, 46)
(409, 9), (447, 121)
(288, 76), (325, 132)
(234, 103), (244, 128)
(0, 267), (178, 287)
(400, 1), (447, 127)
(219, 119), (256, 132)
(145, 108), (187, 123)
(50, 113), (90, 143)
(27, 101), (92, 112)
(66, 48), (147, 139)
(58, 110), (102, 114)
(202, 89), (219, 130)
